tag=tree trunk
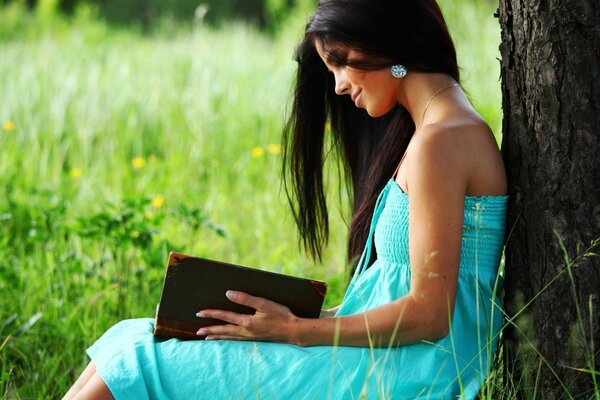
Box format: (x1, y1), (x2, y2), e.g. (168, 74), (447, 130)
(499, 0), (600, 398)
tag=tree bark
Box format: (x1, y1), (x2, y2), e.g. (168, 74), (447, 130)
(499, 0), (600, 398)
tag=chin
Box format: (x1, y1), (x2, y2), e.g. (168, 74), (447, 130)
(365, 107), (392, 118)
(365, 102), (397, 118)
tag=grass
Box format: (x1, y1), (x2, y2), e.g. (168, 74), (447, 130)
(0, 0), (533, 398)
(1, 10), (348, 399)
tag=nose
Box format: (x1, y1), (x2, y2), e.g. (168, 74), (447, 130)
(333, 70), (350, 95)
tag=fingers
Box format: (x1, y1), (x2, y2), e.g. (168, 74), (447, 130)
(197, 323), (265, 341)
(195, 291), (260, 325)
(205, 335), (254, 341)
(225, 291), (270, 311)
(227, 291), (292, 316)
(198, 291), (288, 317)
(196, 309), (249, 326)
(197, 324), (245, 338)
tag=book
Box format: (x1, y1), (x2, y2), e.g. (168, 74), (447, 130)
(153, 252), (328, 340)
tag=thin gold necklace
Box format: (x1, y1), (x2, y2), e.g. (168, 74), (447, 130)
(417, 83), (460, 131)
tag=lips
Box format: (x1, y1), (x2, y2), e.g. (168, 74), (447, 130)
(351, 90), (362, 107)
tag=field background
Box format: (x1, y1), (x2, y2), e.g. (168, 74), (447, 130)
(0, 1), (503, 398)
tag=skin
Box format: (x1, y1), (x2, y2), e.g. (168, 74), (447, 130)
(62, 363), (113, 400)
(64, 42), (507, 398)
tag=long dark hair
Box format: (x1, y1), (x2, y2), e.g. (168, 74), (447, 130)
(282, 0), (460, 267)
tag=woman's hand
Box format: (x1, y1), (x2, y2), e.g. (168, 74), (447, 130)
(196, 291), (300, 343)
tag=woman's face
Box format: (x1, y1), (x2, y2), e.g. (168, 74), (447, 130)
(314, 41), (399, 117)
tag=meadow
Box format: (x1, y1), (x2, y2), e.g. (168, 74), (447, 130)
(0, 1), (505, 398)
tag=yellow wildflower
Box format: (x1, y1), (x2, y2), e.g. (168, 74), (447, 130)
(151, 195), (165, 209)
(3, 120), (15, 132)
(69, 167), (82, 179)
(267, 144), (281, 154)
(130, 230), (141, 238)
(251, 147), (264, 158)
(132, 156), (146, 169)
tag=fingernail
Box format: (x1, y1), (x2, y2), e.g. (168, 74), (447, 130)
(196, 329), (206, 336)
(226, 290), (236, 299)
(196, 311), (204, 317)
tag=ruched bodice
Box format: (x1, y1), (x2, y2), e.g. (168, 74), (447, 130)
(373, 182), (411, 264)
(374, 180), (507, 272)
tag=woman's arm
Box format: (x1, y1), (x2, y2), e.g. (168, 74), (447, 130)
(296, 130), (467, 346)
(198, 129), (467, 347)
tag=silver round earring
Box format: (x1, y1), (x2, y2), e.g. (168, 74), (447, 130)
(391, 64), (407, 79)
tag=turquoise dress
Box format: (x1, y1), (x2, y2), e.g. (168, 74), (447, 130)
(87, 179), (507, 399)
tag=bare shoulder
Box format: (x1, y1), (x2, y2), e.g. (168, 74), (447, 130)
(407, 117), (507, 197)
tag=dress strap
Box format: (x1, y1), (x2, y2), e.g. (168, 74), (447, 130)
(391, 150), (407, 181)
(392, 132), (415, 184)
(391, 131), (417, 193)
(349, 181), (393, 283)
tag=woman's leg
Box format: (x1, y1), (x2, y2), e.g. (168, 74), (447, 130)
(63, 362), (97, 400)
(71, 372), (114, 400)
(63, 362), (114, 400)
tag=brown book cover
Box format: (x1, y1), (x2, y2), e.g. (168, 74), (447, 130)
(153, 252), (328, 340)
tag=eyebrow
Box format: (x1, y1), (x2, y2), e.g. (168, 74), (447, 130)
(316, 38), (349, 66)
(324, 47), (349, 66)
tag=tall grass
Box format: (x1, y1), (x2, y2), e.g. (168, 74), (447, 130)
(0, 1), (505, 398)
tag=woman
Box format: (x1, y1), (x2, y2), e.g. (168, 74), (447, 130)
(65, 0), (507, 398)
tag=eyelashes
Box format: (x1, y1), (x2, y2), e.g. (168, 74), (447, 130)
(326, 56), (348, 67)
(324, 48), (349, 66)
